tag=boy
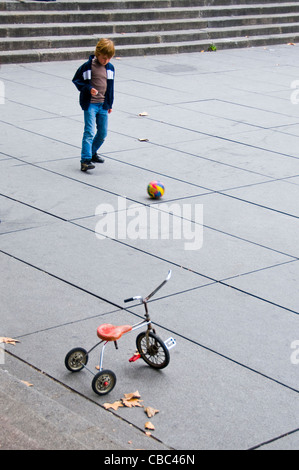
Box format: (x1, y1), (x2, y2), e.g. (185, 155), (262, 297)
(73, 38), (115, 172)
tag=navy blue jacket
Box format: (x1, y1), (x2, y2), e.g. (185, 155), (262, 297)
(72, 55), (115, 111)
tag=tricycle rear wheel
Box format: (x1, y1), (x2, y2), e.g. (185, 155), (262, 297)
(92, 370), (116, 396)
(65, 347), (89, 372)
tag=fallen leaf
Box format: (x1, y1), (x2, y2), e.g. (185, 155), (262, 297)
(123, 390), (141, 400)
(139, 112), (149, 116)
(21, 380), (33, 387)
(144, 406), (159, 418)
(122, 398), (143, 408)
(145, 431), (152, 437)
(288, 42), (295, 46)
(145, 421), (155, 430)
(103, 401), (124, 411)
(138, 138), (149, 142)
(0, 337), (20, 345)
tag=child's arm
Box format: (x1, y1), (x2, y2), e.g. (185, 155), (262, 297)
(72, 65), (93, 94)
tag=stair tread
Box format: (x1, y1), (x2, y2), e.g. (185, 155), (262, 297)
(1, 30), (298, 54)
(2, 23), (299, 42)
(2, 12), (299, 32)
(2, 2), (299, 14)
(2, 10), (299, 25)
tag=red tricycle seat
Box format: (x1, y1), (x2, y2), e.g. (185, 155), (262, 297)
(97, 323), (132, 342)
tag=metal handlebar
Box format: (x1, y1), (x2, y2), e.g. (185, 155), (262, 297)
(124, 296), (142, 303)
(124, 270), (172, 304)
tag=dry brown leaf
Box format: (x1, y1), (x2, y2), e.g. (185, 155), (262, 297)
(123, 390), (141, 400)
(21, 380), (33, 387)
(138, 138), (149, 142)
(145, 431), (152, 437)
(122, 398), (143, 408)
(103, 401), (124, 411)
(145, 421), (155, 430)
(0, 337), (20, 345)
(144, 406), (159, 418)
(139, 112), (149, 116)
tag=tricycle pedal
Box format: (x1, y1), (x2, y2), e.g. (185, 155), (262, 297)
(129, 353), (141, 362)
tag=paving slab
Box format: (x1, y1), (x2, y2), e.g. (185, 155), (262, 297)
(173, 138), (299, 180)
(1, 44), (299, 451)
(225, 179), (299, 218)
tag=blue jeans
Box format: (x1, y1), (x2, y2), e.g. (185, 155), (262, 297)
(81, 103), (108, 162)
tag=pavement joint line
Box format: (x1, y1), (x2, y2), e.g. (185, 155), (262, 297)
(248, 427), (299, 450)
(216, 98), (299, 119)
(214, 191), (299, 220)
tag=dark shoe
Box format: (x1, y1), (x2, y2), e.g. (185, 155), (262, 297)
(91, 153), (105, 163)
(81, 161), (95, 172)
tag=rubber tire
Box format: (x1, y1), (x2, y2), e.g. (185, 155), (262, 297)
(92, 369), (116, 396)
(65, 347), (88, 372)
(136, 331), (170, 369)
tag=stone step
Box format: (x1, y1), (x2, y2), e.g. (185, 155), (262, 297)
(1, 12), (299, 38)
(0, 18), (206, 38)
(2, 23), (299, 52)
(1, 31), (298, 64)
(1, 3), (299, 24)
(0, 0), (295, 11)
(0, 7), (203, 24)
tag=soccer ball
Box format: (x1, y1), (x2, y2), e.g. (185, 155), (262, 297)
(147, 181), (165, 199)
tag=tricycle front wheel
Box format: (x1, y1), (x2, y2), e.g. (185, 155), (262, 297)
(136, 331), (170, 369)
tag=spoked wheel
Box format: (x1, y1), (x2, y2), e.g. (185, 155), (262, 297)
(65, 347), (89, 372)
(136, 331), (170, 369)
(92, 370), (116, 396)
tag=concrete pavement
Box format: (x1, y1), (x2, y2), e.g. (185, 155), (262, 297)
(0, 44), (299, 450)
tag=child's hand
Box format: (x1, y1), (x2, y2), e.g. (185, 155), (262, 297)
(91, 88), (98, 96)
(108, 109), (113, 114)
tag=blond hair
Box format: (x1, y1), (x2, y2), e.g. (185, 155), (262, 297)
(95, 38), (115, 59)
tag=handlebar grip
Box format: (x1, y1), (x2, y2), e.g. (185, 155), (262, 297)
(124, 297), (134, 303)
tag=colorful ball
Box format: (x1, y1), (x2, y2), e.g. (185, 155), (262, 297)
(147, 181), (165, 199)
